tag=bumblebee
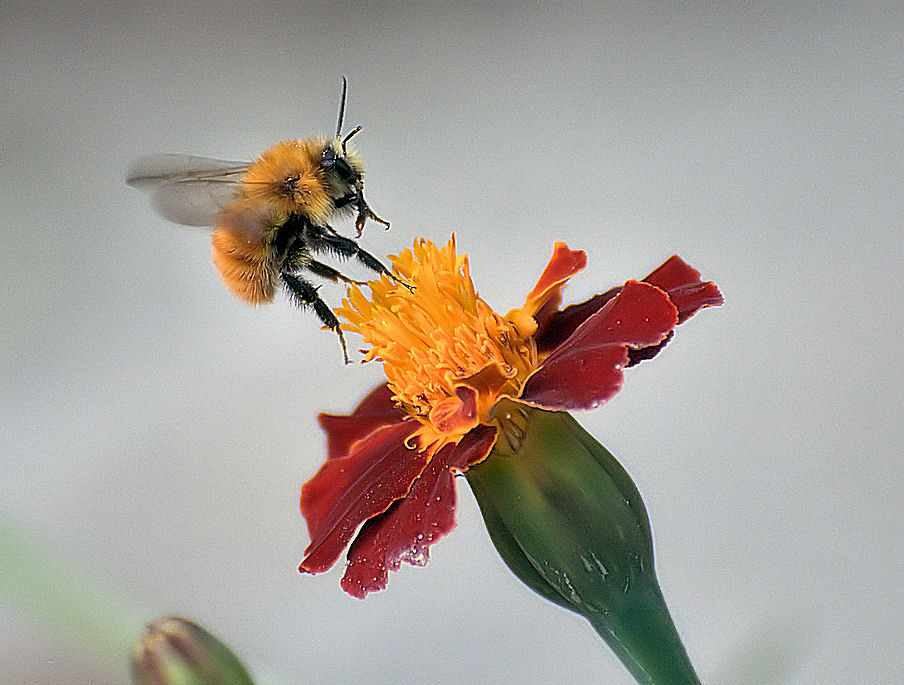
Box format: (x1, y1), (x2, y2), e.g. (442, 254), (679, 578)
(127, 79), (402, 363)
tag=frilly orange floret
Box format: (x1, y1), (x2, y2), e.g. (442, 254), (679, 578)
(299, 239), (722, 597)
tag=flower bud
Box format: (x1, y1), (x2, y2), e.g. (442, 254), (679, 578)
(466, 403), (700, 685)
(130, 616), (255, 685)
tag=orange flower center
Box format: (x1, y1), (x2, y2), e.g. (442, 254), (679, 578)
(339, 236), (537, 451)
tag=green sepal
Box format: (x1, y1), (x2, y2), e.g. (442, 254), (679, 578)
(131, 616), (256, 685)
(466, 403), (700, 685)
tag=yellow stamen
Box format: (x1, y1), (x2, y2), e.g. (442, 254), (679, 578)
(339, 236), (537, 451)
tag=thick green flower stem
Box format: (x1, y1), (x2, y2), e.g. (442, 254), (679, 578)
(466, 403), (700, 685)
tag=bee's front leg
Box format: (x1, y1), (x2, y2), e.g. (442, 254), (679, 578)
(354, 179), (390, 237)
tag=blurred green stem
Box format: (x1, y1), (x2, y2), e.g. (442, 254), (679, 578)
(0, 514), (142, 675)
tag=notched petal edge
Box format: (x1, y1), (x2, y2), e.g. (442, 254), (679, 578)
(318, 384), (406, 460)
(339, 425), (498, 597)
(300, 420), (427, 575)
(506, 243), (587, 336)
(518, 281), (678, 411)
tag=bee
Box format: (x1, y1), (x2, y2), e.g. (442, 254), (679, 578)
(127, 78), (404, 363)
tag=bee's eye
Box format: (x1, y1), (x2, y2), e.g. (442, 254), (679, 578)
(337, 157), (356, 181)
(321, 147), (337, 167)
(322, 147), (356, 182)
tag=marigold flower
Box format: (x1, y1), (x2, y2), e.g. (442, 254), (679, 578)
(299, 236), (721, 599)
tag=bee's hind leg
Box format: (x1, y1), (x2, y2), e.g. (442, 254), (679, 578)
(281, 272), (350, 364)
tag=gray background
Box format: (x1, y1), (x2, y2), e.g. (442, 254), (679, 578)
(2, 2), (902, 683)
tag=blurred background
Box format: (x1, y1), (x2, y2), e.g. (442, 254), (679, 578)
(2, 2), (901, 683)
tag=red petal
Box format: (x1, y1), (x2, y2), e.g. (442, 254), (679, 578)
(643, 255), (723, 322)
(626, 255), (723, 363)
(534, 288), (622, 353)
(519, 281), (678, 411)
(521, 243), (587, 325)
(318, 384), (406, 460)
(339, 425), (498, 598)
(534, 255), (722, 352)
(299, 420), (427, 574)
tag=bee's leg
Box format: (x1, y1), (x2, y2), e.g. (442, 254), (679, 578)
(333, 194), (356, 210)
(281, 237), (364, 286)
(355, 203), (390, 238)
(354, 180), (390, 237)
(306, 259), (370, 286)
(281, 272), (350, 364)
(315, 231), (413, 291)
(334, 190), (389, 237)
(323, 224), (344, 238)
(281, 241), (310, 273)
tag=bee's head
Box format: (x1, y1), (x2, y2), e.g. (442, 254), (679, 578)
(321, 77), (364, 186)
(321, 129), (362, 185)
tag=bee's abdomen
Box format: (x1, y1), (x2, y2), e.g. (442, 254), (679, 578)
(211, 228), (276, 305)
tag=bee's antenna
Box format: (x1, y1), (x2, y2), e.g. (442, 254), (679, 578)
(336, 77), (348, 138)
(342, 126), (362, 152)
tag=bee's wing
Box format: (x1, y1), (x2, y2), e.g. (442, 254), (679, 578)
(126, 154), (251, 227)
(215, 201), (275, 243)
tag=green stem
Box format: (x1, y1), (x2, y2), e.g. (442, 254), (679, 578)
(583, 577), (700, 685)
